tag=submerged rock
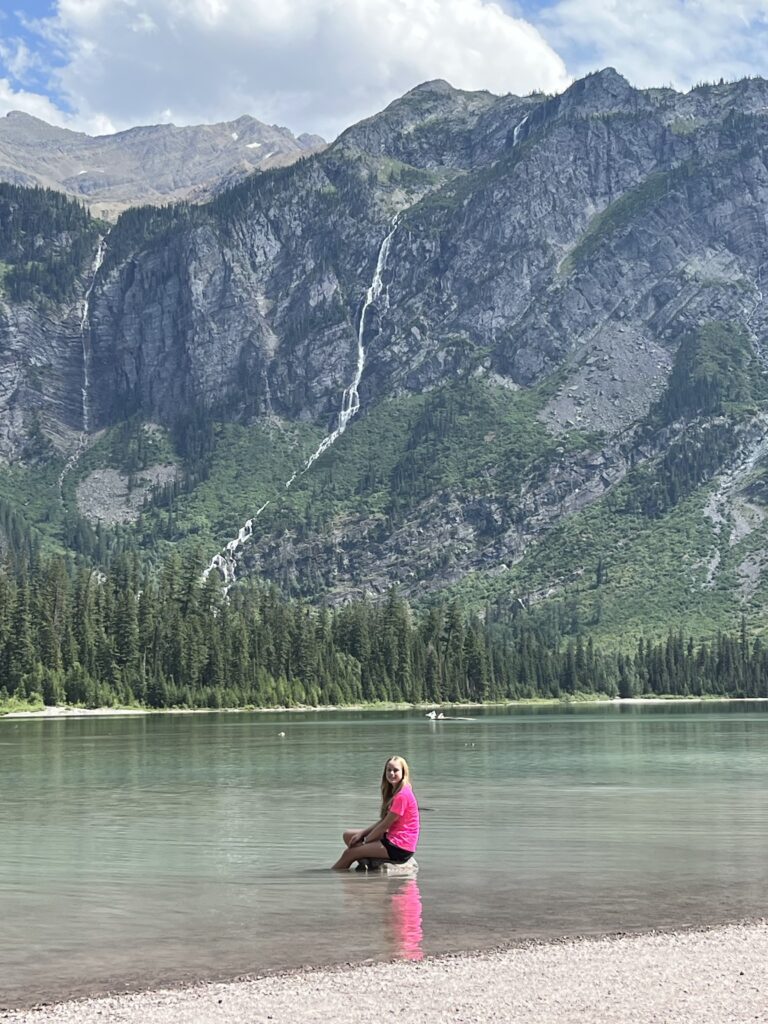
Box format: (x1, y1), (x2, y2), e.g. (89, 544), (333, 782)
(356, 858), (418, 875)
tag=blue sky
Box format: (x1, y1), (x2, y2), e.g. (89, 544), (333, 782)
(1, 2), (69, 105)
(1, 1), (767, 139)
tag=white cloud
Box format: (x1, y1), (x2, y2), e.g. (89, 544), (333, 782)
(542, 0), (768, 90)
(0, 39), (38, 81)
(0, 77), (84, 129)
(6, 0), (768, 140)
(16, 0), (570, 137)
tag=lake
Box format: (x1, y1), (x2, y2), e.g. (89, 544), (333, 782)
(2, 702), (768, 1008)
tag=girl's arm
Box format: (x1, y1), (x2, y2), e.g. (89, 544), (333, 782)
(364, 811), (399, 844)
(347, 827), (369, 846)
(347, 821), (378, 846)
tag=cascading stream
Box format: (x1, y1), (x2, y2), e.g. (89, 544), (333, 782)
(205, 215), (400, 586)
(298, 214), (398, 475)
(512, 113), (529, 146)
(79, 236), (107, 433)
(59, 234), (108, 494)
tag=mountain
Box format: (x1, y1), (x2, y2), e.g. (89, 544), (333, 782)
(1, 69), (768, 644)
(0, 111), (326, 219)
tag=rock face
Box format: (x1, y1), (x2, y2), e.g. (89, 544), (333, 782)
(2, 69), (768, 604)
(356, 858), (418, 874)
(76, 464), (181, 525)
(77, 71), (768, 430)
(0, 110), (326, 220)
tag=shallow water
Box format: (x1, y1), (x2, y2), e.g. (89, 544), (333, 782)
(2, 703), (768, 1007)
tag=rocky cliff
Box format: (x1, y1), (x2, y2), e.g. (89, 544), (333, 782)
(2, 69), (768, 637)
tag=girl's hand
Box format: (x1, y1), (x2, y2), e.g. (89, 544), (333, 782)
(347, 829), (366, 847)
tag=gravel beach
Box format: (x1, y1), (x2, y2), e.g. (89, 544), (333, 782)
(4, 921), (766, 1024)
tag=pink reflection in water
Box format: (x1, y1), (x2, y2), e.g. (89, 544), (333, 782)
(388, 878), (423, 961)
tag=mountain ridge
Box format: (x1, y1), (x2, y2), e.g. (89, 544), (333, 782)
(1, 69), (768, 643)
(0, 110), (326, 220)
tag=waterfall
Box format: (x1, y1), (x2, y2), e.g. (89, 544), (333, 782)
(300, 214), (398, 475)
(204, 215), (400, 586)
(80, 236), (107, 432)
(512, 113), (529, 147)
(205, 499), (271, 585)
(58, 234), (108, 494)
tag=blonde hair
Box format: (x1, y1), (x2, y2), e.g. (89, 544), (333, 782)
(380, 755), (411, 817)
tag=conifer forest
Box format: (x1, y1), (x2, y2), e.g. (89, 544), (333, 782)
(2, 543), (766, 712)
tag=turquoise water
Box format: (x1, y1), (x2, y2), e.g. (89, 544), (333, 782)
(2, 703), (768, 1007)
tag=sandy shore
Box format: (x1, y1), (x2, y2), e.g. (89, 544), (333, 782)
(2, 707), (150, 718)
(5, 695), (768, 719)
(4, 921), (766, 1024)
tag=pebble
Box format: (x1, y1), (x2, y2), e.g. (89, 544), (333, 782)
(4, 921), (766, 1024)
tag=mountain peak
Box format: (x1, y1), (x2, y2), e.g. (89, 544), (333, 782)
(542, 66), (640, 120)
(569, 67), (634, 100)
(589, 67), (631, 86)
(405, 79), (456, 97)
(6, 110), (42, 122)
(1, 110), (84, 142)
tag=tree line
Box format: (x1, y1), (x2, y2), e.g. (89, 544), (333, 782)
(0, 183), (103, 303)
(1, 549), (767, 712)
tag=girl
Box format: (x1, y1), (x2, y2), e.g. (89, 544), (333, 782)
(332, 755), (420, 870)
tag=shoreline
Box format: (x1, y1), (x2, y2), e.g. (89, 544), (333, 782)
(4, 695), (768, 719)
(5, 918), (767, 1023)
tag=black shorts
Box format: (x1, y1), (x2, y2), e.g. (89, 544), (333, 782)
(381, 835), (414, 863)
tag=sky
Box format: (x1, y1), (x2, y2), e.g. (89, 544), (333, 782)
(1, 0), (768, 140)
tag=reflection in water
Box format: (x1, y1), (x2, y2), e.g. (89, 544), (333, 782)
(387, 878), (423, 961)
(339, 874), (424, 963)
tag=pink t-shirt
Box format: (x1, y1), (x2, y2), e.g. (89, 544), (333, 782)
(386, 784), (420, 852)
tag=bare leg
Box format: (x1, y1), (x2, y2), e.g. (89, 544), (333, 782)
(332, 839), (390, 870)
(342, 829), (363, 847)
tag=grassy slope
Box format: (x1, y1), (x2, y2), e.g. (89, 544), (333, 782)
(2, 371), (764, 649)
(158, 376), (768, 647)
(449, 461), (768, 647)
(0, 461), (67, 552)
